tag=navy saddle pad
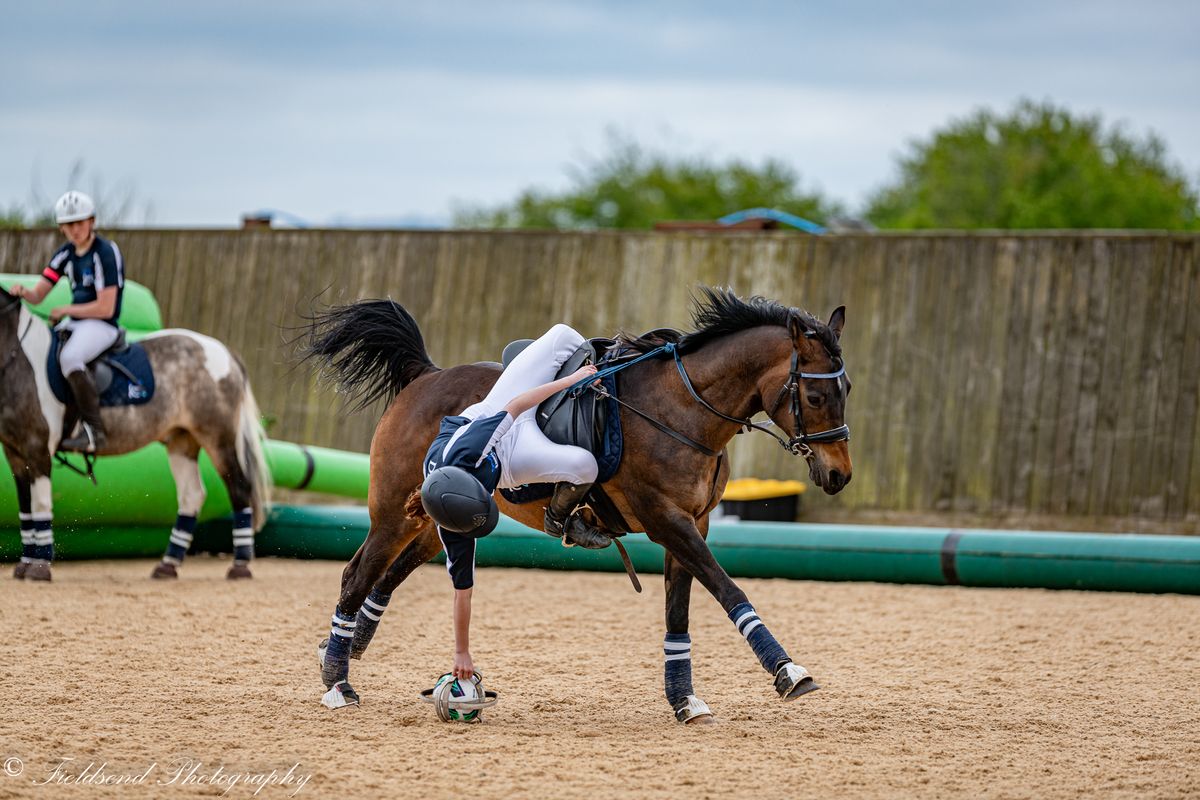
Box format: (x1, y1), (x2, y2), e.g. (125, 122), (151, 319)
(47, 329), (156, 407)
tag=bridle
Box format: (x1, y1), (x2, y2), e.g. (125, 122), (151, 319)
(588, 330), (850, 461)
(672, 334), (850, 458)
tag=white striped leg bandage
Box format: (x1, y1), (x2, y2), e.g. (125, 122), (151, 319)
(232, 507), (254, 564)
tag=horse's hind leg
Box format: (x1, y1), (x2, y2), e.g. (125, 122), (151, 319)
(4, 444), (54, 582)
(641, 502), (818, 710)
(349, 523), (440, 660)
(151, 432), (206, 580)
(202, 434), (256, 580)
(318, 513), (424, 707)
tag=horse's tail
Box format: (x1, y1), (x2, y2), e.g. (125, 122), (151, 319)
(299, 299), (439, 412)
(234, 366), (272, 531)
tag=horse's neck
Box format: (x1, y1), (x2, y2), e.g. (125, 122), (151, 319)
(15, 306), (52, 369)
(685, 328), (789, 421)
(7, 306), (61, 417)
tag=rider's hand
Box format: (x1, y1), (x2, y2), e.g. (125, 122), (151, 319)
(7, 284), (24, 298)
(570, 364), (598, 384)
(49, 306), (68, 323)
(452, 650), (475, 681)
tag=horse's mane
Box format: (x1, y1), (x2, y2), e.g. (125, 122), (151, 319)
(618, 286), (840, 358)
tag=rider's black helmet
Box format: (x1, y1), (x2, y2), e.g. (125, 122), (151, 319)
(420, 466), (499, 538)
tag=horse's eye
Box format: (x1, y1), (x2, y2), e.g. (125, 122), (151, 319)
(806, 392), (824, 408)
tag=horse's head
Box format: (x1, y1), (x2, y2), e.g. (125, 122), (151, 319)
(0, 286), (21, 341)
(761, 307), (852, 495)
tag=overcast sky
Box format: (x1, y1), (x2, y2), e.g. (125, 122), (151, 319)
(3, 0), (1198, 227)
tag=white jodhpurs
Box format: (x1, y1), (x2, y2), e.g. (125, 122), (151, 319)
(58, 319), (120, 376)
(460, 323), (599, 489)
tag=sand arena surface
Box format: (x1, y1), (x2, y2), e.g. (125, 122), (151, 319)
(1, 557), (1197, 799)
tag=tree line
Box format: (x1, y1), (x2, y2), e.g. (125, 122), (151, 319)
(458, 99), (1199, 231)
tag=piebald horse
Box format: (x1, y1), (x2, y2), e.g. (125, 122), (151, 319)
(304, 288), (851, 723)
(0, 287), (271, 581)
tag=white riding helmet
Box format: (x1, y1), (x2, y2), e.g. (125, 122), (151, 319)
(55, 191), (96, 224)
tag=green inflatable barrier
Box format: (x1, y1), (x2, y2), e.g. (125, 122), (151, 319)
(0, 441), (368, 529)
(215, 505), (1200, 596)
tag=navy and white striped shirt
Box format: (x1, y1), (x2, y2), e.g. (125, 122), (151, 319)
(43, 235), (125, 326)
(423, 410), (513, 590)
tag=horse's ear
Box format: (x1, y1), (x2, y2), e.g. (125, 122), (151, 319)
(827, 306), (846, 340)
(788, 313), (813, 341)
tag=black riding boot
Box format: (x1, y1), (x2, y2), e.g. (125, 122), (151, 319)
(544, 482), (611, 550)
(60, 370), (107, 452)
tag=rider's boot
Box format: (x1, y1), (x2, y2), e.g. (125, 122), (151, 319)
(60, 370), (108, 452)
(544, 482), (611, 550)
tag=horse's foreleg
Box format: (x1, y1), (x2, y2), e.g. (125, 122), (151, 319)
(349, 523), (440, 660)
(663, 548), (714, 724)
(4, 445), (54, 582)
(153, 434), (206, 579)
(643, 504), (818, 705)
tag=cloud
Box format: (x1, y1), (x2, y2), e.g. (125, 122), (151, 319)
(2, 0), (1197, 224)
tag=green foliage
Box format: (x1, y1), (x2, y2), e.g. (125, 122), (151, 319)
(0, 204), (54, 230)
(866, 99), (1199, 229)
(456, 133), (842, 230)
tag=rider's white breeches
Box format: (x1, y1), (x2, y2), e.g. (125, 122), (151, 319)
(59, 319), (119, 376)
(460, 323), (599, 488)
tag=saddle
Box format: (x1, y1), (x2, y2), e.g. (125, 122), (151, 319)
(47, 326), (156, 408)
(498, 329), (681, 534)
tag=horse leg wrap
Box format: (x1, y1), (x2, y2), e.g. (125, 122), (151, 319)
(163, 514), (197, 565)
(18, 514), (35, 564)
(728, 602), (790, 674)
(351, 589), (391, 659)
(31, 517), (54, 563)
(321, 606), (356, 686)
(232, 507), (254, 564)
(663, 633), (694, 707)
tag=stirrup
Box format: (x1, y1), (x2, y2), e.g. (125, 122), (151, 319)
(562, 516), (612, 550)
(60, 422), (105, 453)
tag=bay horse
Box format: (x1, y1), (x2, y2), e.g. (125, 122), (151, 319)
(303, 287), (851, 723)
(0, 287), (271, 582)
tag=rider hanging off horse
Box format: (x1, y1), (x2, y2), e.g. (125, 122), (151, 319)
(317, 321), (615, 706)
(303, 288), (852, 722)
(1, 191), (271, 582)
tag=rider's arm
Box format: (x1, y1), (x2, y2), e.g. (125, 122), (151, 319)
(501, 364), (598, 418)
(12, 246), (69, 304)
(452, 587), (474, 680)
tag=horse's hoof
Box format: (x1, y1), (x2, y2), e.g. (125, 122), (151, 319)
(775, 662), (820, 701)
(674, 695), (715, 724)
(321, 681), (360, 710)
(151, 562), (178, 579)
(13, 561), (28, 580)
(25, 560), (52, 582)
(226, 563), (253, 580)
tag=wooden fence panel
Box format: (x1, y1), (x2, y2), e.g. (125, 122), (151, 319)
(2, 229), (1198, 532)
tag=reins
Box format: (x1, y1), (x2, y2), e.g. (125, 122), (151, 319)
(571, 335), (850, 460)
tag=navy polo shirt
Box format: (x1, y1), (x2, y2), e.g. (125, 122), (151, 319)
(424, 410), (512, 591)
(43, 235), (126, 326)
